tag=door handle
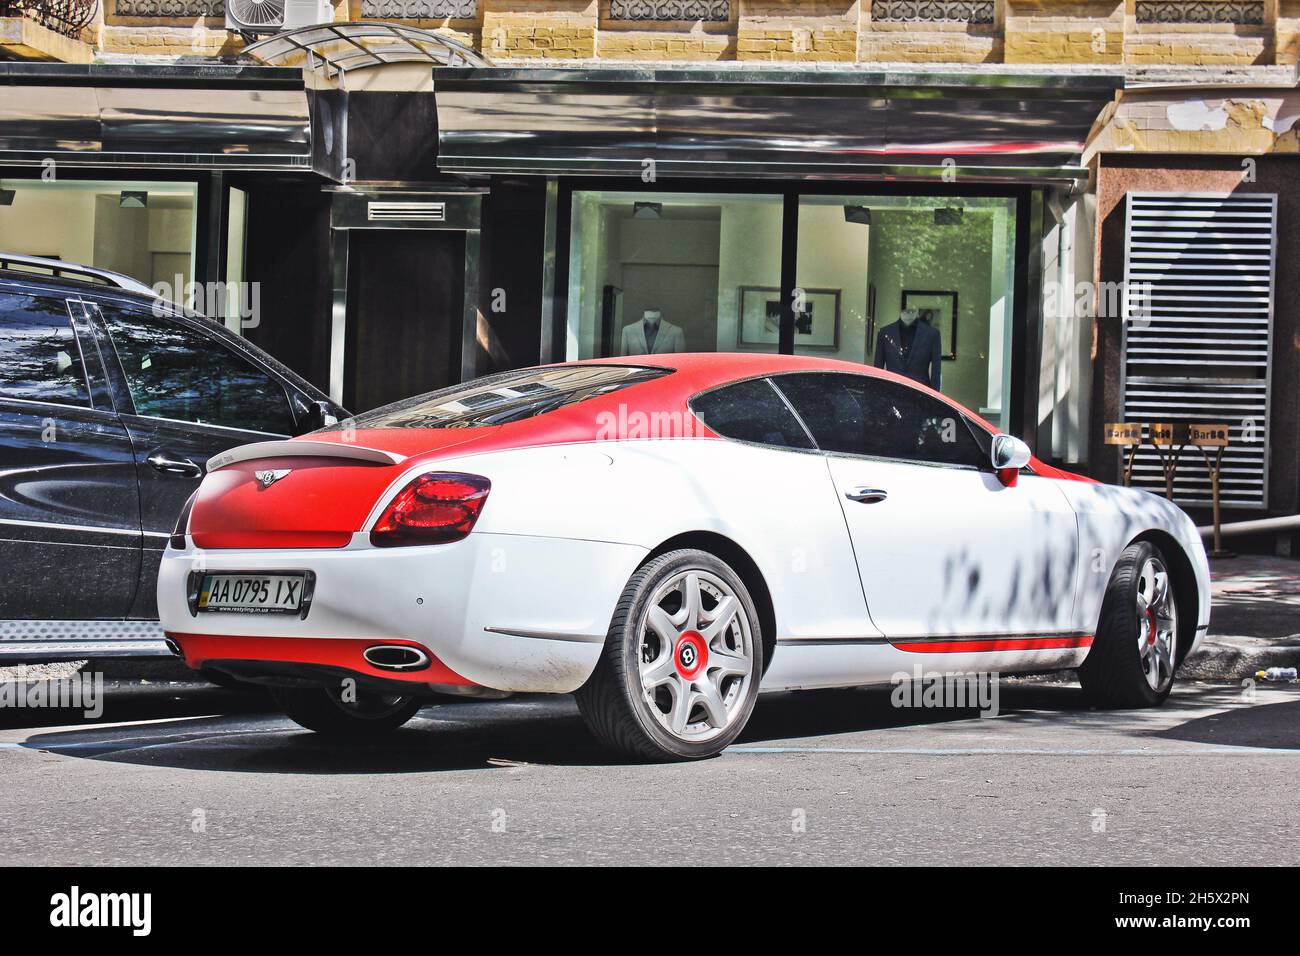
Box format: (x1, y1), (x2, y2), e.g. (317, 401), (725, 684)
(147, 452), (203, 479)
(845, 486), (888, 504)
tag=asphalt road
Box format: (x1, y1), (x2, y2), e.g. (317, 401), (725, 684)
(0, 678), (1296, 866)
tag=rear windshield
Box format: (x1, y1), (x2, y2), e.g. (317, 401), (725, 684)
(326, 364), (672, 430)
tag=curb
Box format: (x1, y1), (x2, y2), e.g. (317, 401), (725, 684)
(1181, 640), (1300, 682)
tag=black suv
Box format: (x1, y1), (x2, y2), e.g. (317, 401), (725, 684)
(0, 254), (346, 662)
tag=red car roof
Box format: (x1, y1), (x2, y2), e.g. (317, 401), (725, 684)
(270, 353), (1091, 484)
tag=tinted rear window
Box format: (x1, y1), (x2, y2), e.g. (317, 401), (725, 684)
(0, 293), (91, 408)
(689, 378), (814, 450)
(328, 365), (672, 430)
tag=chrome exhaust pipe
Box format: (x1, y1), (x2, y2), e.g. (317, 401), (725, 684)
(363, 644), (431, 672)
(163, 637), (183, 658)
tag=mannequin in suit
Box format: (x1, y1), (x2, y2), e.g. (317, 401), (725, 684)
(621, 308), (686, 356)
(874, 308), (942, 391)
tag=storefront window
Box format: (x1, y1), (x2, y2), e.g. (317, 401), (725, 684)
(795, 195), (1016, 431)
(566, 189), (1018, 432)
(567, 191), (784, 359)
(0, 179), (198, 308)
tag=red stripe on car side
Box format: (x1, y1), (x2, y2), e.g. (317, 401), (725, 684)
(891, 635), (1094, 654)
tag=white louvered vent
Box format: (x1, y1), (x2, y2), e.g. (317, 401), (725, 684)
(366, 201), (447, 223)
(1121, 193), (1276, 509)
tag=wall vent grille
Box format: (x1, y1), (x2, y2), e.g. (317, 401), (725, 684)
(1120, 192), (1276, 508)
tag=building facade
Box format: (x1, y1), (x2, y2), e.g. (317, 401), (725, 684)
(0, 1), (1296, 546)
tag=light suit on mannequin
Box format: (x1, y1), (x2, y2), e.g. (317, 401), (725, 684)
(621, 308), (686, 356)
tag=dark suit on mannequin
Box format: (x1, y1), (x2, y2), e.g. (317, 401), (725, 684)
(874, 316), (942, 391)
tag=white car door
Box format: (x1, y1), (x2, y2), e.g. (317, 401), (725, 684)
(773, 372), (1080, 641)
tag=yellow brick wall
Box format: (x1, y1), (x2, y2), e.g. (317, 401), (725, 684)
(99, 24), (242, 56)
(1281, 0), (1300, 64)
(597, 2), (735, 60)
(598, 30), (735, 59)
(1089, 90), (1298, 154)
(481, 0), (596, 59)
(735, 0), (858, 62)
(1004, 0), (1124, 63)
(861, 23), (1002, 64)
(88, 0), (1292, 67)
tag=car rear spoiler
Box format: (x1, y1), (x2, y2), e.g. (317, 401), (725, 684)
(207, 440), (407, 472)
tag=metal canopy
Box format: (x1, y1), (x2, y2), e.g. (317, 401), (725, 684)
(432, 67), (1124, 184)
(245, 22), (490, 80)
(0, 63), (311, 170)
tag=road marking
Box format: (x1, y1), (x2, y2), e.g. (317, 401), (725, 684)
(726, 745), (1300, 756)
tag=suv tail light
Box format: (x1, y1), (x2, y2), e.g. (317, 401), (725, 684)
(169, 491), (199, 550)
(369, 472), (491, 548)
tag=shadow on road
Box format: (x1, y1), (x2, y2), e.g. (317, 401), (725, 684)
(1152, 698), (1300, 750)
(7, 677), (1294, 774)
(0, 682), (270, 731)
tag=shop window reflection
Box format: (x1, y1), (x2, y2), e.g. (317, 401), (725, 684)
(795, 195), (1016, 432)
(567, 192), (784, 359)
(0, 180), (198, 309)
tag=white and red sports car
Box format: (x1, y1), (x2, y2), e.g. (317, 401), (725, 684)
(159, 354), (1209, 760)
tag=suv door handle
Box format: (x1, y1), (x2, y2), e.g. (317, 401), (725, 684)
(147, 452), (203, 479)
(845, 486), (888, 504)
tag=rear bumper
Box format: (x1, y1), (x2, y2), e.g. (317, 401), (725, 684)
(158, 532), (647, 694)
(169, 634), (471, 688)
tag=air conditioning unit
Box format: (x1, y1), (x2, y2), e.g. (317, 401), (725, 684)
(226, 0), (332, 34)
(226, 0), (286, 34)
(283, 0), (333, 28)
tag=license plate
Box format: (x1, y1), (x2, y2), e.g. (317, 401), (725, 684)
(198, 573), (306, 614)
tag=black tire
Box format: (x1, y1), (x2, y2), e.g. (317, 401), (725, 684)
(1079, 541), (1180, 708)
(576, 548), (764, 762)
(270, 684), (421, 737)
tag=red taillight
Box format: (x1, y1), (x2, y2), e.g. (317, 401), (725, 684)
(169, 490), (199, 550)
(369, 472), (491, 548)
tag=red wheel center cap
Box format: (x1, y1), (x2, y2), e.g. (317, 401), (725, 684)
(674, 631), (708, 680)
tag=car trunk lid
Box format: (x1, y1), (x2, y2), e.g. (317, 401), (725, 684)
(187, 429), (497, 549)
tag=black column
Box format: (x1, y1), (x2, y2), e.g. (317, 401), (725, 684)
(779, 192), (799, 354)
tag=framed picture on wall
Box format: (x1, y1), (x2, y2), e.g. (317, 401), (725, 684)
(902, 289), (958, 361)
(737, 285), (840, 351)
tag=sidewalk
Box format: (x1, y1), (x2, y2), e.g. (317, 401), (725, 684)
(1182, 553), (1300, 680)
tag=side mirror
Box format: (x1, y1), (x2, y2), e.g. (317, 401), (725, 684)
(990, 434), (1031, 470)
(297, 399), (339, 435)
(990, 434), (1031, 487)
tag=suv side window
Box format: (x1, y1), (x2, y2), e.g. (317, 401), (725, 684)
(773, 372), (988, 469)
(690, 377), (814, 450)
(100, 305), (295, 434)
(0, 293), (91, 408)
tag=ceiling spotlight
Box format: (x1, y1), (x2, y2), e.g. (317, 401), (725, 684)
(0, 189), (14, 206)
(844, 205), (871, 225)
(632, 202), (662, 220)
(934, 207), (963, 226)
(119, 191), (148, 209)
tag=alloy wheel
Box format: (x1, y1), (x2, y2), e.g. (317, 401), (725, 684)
(636, 568), (754, 743)
(1135, 556), (1177, 692)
